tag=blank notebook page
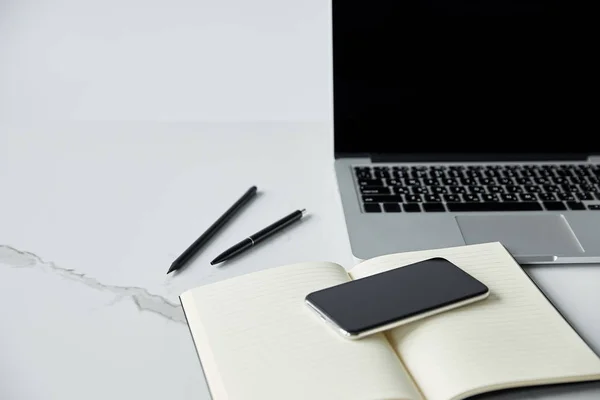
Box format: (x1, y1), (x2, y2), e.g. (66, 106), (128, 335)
(180, 262), (423, 400)
(349, 242), (600, 400)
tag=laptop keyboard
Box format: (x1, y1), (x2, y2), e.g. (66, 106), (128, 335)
(354, 164), (600, 213)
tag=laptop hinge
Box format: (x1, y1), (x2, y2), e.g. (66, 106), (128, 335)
(588, 155), (600, 162)
(371, 153), (591, 163)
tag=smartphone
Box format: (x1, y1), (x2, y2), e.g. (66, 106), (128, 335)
(305, 257), (489, 339)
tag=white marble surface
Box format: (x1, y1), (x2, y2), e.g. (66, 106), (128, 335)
(0, 122), (353, 400)
(0, 0), (331, 122)
(1, 122), (600, 400)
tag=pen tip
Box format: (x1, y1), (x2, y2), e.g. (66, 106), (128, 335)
(210, 257), (223, 265)
(167, 263), (177, 274)
(300, 208), (306, 214)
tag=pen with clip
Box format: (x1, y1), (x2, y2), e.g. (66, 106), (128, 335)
(210, 209), (306, 265)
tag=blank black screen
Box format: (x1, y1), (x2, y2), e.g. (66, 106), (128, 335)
(333, 1), (598, 157)
(306, 258), (488, 335)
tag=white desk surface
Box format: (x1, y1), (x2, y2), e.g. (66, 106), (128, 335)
(1, 122), (599, 400)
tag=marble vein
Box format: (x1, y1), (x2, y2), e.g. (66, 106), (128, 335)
(0, 244), (185, 324)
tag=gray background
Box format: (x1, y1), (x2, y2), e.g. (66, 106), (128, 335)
(0, 0), (331, 122)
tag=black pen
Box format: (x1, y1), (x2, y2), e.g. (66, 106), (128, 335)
(210, 209), (306, 265)
(167, 186), (258, 274)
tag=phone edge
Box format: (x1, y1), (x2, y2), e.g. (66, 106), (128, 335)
(306, 289), (491, 340)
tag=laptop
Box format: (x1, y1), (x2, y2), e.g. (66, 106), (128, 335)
(333, 0), (600, 264)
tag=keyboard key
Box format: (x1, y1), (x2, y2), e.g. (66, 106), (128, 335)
(404, 178), (420, 186)
(577, 193), (595, 201)
(446, 202), (543, 212)
(405, 194), (423, 203)
(362, 195), (403, 203)
(569, 177), (583, 184)
(424, 194), (442, 202)
(423, 203), (446, 212)
(543, 201), (566, 211)
(588, 204), (600, 210)
(432, 186), (448, 194)
(394, 187), (410, 195)
(465, 170), (482, 179)
(543, 185), (560, 192)
(442, 178), (458, 185)
(423, 178), (440, 186)
(562, 184), (580, 192)
(557, 193), (577, 201)
(506, 185), (522, 193)
(479, 178), (494, 185)
(360, 186), (391, 195)
(462, 194), (481, 202)
(403, 203), (421, 212)
(450, 186), (466, 194)
(411, 187), (429, 194)
(467, 186), (485, 193)
(383, 203), (401, 213)
(358, 179), (383, 186)
(524, 185), (541, 193)
(482, 194), (500, 202)
(354, 167), (371, 178)
(487, 185), (504, 193)
(443, 194), (461, 202)
(567, 201), (585, 210)
(500, 194), (519, 202)
(374, 170), (391, 179)
(580, 184), (597, 192)
(538, 193), (556, 201)
(520, 170), (534, 177)
(519, 193), (536, 202)
(363, 203), (381, 213)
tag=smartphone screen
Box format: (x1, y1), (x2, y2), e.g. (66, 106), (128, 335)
(305, 257), (489, 339)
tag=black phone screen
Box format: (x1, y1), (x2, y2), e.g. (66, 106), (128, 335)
(306, 258), (489, 336)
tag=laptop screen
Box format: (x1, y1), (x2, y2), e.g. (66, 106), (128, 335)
(333, 1), (596, 159)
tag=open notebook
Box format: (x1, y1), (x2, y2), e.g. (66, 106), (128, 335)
(180, 242), (600, 400)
